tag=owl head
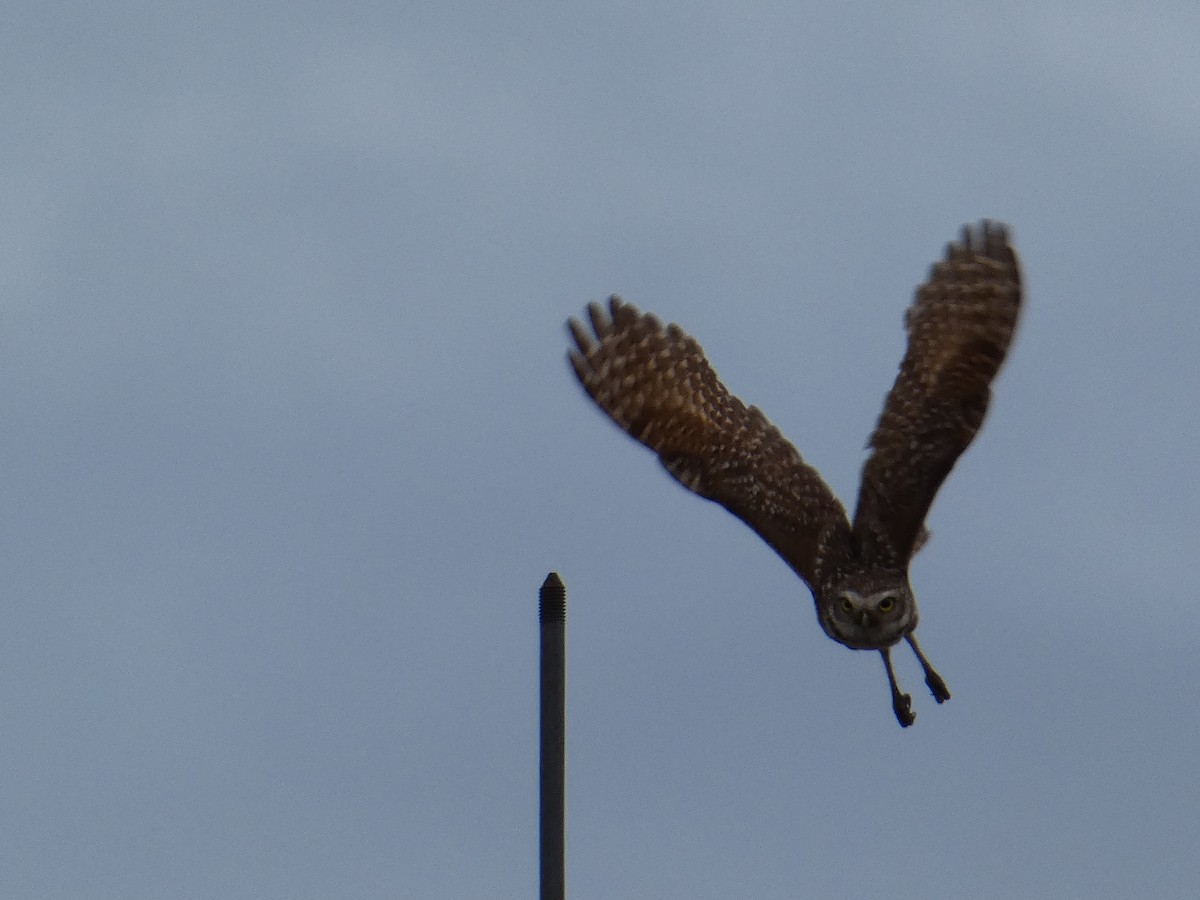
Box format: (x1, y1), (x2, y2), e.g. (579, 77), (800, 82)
(819, 572), (917, 651)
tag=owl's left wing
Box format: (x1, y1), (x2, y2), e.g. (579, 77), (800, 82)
(852, 221), (1022, 563)
(568, 297), (851, 591)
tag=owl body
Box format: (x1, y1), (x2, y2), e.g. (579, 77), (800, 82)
(567, 221), (1021, 726)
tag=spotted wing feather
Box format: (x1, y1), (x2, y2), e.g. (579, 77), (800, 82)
(568, 296), (849, 589)
(853, 221), (1022, 564)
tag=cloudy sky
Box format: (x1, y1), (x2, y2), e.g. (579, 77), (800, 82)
(3, 2), (1199, 897)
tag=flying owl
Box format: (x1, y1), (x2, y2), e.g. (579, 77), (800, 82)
(566, 220), (1022, 726)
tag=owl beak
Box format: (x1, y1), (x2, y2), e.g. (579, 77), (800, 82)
(858, 610), (873, 628)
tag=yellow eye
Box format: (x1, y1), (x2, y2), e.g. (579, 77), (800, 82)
(840, 597), (853, 613)
(878, 596), (895, 612)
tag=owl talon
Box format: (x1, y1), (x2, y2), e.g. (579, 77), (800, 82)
(905, 633), (950, 704)
(925, 670), (950, 704)
(880, 648), (915, 727)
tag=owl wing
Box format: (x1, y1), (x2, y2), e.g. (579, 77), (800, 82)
(852, 220), (1022, 564)
(568, 296), (850, 590)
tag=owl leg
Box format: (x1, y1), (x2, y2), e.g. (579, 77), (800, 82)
(905, 633), (951, 703)
(880, 648), (915, 727)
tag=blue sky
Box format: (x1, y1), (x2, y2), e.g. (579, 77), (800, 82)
(3, 2), (1199, 897)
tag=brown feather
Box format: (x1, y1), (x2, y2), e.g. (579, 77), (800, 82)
(852, 220), (1022, 564)
(567, 296), (850, 590)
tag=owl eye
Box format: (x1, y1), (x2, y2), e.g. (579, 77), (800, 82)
(839, 596), (853, 613)
(878, 596), (895, 612)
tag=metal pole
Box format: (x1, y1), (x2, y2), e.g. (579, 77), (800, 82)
(539, 572), (566, 900)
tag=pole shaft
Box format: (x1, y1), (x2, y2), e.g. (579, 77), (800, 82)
(539, 572), (566, 900)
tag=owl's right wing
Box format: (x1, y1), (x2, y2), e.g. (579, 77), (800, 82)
(852, 221), (1022, 564)
(567, 296), (850, 590)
